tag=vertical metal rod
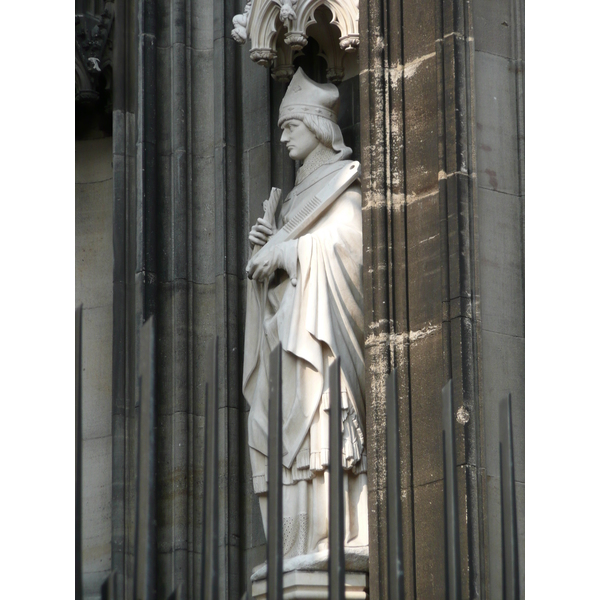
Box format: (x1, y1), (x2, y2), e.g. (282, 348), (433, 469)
(201, 336), (219, 600)
(134, 316), (156, 600)
(267, 343), (283, 600)
(329, 357), (345, 600)
(500, 394), (520, 600)
(101, 570), (117, 600)
(442, 380), (461, 600)
(386, 369), (404, 599)
(75, 305), (83, 600)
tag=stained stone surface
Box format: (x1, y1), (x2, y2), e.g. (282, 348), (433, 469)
(81, 436), (112, 592)
(474, 52), (521, 197)
(76, 136), (113, 600)
(478, 188), (525, 339)
(357, 0), (525, 598)
(473, 0), (525, 597)
(76, 138), (114, 310)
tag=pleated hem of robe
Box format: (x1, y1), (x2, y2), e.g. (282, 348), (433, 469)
(252, 391), (367, 495)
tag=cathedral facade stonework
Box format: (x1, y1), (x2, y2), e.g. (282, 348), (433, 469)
(76, 0), (524, 597)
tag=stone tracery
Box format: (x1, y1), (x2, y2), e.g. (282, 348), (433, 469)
(232, 0), (359, 82)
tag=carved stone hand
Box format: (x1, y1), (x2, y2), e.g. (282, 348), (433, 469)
(248, 217), (275, 247)
(246, 240), (298, 285)
(246, 244), (284, 281)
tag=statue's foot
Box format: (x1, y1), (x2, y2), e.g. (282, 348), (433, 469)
(251, 560), (267, 576)
(250, 546), (369, 581)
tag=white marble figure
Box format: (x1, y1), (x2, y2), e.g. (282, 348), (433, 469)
(231, 1), (251, 44)
(279, 0), (298, 21)
(243, 68), (368, 568)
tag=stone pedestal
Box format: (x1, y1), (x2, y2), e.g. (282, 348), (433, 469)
(252, 570), (368, 599)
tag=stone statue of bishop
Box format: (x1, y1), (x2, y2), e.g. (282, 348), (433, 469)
(243, 68), (368, 570)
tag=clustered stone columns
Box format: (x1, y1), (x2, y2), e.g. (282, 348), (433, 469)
(359, 0), (482, 597)
(111, 0), (247, 598)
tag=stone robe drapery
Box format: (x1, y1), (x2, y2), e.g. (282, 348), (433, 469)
(242, 158), (368, 557)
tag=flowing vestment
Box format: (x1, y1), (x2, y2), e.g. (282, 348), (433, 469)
(242, 157), (368, 558)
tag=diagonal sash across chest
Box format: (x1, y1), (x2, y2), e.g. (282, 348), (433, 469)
(251, 160), (360, 268)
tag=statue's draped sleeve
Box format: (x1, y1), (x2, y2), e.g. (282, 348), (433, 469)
(242, 178), (364, 469)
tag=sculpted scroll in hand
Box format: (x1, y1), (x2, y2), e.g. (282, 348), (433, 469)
(242, 68), (368, 569)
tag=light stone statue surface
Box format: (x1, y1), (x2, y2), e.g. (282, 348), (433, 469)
(243, 68), (368, 572)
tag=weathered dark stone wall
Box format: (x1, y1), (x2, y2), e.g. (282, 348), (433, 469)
(359, 0), (488, 597)
(472, 0), (525, 596)
(359, 0), (524, 598)
(112, 0), (252, 595)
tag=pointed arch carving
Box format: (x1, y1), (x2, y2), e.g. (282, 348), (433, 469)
(232, 0), (359, 82)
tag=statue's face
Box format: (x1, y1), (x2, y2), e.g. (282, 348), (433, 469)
(280, 119), (320, 161)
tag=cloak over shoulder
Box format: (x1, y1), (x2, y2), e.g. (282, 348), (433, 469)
(242, 159), (365, 470)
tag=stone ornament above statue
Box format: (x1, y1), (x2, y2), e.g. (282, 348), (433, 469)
(232, 0), (359, 83)
(242, 68), (368, 586)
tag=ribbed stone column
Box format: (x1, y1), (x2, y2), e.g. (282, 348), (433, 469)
(359, 0), (483, 597)
(111, 1), (249, 597)
(111, 0), (159, 597)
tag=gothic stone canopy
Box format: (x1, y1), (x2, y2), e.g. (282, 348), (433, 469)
(232, 0), (359, 83)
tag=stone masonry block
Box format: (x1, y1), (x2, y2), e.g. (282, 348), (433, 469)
(156, 45), (173, 156)
(413, 478), (445, 599)
(82, 435), (112, 580)
(472, 0), (516, 59)
(478, 187), (524, 338)
(404, 53), (439, 197)
(191, 49), (215, 157)
(241, 62), (271, 150)
(156, 281), (191, 415)
(76, 180), (113, 309)
(190, 0), (214, 51)
(409, 326), (445, 486)
(474, 52), (520, 196)
(407, 189), (443, 330)
(192, 282), (217, 414)
(403, 0), (437, 63)
(191, 156), (216, 284)
(81, 305), (113, 440)
(156, 411), (189, 553)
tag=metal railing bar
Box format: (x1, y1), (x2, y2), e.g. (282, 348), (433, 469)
(134, 316), (156, 600)
(201, 336), (219, 600)
(500, 394), (520, 600)
(442, 379), (461, 600)
(386, 368), (404, 599)
(329, 357), (345, 600)
(76, 305), (83, 600)
(267, 343), (283, 600)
